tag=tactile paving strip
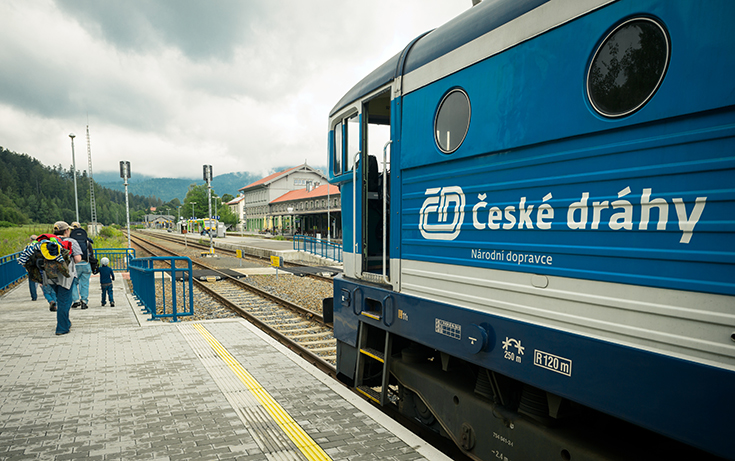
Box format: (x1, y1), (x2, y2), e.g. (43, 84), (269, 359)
(179, 323), (332, 461)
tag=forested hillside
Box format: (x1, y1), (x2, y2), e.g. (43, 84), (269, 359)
(0, 147), (163, 225)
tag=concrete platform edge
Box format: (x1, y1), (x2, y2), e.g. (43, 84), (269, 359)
(235, 318), (452, 461)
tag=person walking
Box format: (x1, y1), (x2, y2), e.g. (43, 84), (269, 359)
(27, 235), (39, 301)
(44, 221), (82, 335)
(19, 234), (58, 310)
(69, 222), (93, 310)
(43, 284), (57, 311)
(98, 257), (115, 307)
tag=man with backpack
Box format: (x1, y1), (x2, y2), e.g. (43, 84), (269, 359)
(48, 222), (82, 334)
(18, 223), (81, 335)
(69, 222), (95, 310)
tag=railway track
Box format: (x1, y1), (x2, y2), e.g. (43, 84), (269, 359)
(136, 228), (338, 283)
(128, 232), (337, 377)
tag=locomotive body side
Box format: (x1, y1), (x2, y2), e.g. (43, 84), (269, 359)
(328, 0), (735, 459)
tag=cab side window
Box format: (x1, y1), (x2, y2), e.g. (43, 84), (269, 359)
(332, 121), (343, 176)
(332, 113), (360, 176)
(346, 114), (359, 172)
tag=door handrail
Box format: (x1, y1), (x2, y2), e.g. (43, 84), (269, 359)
(353, 151), (361, 277)
(382, 140), (392, 284)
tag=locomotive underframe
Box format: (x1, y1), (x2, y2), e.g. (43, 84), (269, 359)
(331, 274), (729, 460)
(336, 332), (720, 461)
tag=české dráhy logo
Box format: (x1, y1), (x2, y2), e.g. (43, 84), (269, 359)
(419, 186), (465, 240)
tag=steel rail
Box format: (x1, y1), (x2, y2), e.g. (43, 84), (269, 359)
(129, 232), (326, 324)
(136, 229), (336, 283)
(129, 233), (337, 377)
(190, 276), (337, 378)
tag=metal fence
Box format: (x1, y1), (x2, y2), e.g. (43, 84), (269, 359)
(0, 251), (27, 293)
(94, 248), (136, 271)
(293, 235), (342, 263)
(128, 256), (193, 322)
(1, 247), (135, 295)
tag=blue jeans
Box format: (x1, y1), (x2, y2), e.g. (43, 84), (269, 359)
(29, 279), (38, 301)
(101, 283), (114, 305)
(42, 284), (57, 303)
(71, 262), (92, 304)
(51, 283), (73, 334)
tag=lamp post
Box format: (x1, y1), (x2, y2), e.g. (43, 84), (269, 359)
(119, 161), (131, 250)
(69, 133), (80, 224)
(213, 195), (220, 217)
(203, 165), (213, 254)
(186, 201), (196, 249)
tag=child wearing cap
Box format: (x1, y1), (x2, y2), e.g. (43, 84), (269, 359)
(98, 257), (115, 307)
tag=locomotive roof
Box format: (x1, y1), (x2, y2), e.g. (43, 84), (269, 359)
(330, 0), (549, 117)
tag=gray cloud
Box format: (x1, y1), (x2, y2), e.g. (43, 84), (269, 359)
(0, 0), (470, 178)
(55, 0), (263, 62)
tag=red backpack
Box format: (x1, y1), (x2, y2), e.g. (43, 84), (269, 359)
(36, 234), (73, 252)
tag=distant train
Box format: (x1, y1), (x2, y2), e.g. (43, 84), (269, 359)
(325, 0), (735, 460)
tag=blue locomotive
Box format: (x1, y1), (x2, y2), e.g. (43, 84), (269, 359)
(326, 1), (735, 459)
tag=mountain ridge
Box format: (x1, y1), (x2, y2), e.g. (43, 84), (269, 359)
(95, 171), (256, 202)
(93, 166), (326, 202)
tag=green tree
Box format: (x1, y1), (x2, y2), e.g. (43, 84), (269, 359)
(218, 205), (238, 227)
(183, 184), (209, 219)
(0, 147), (165, 226)
(183, 184), (238, 227)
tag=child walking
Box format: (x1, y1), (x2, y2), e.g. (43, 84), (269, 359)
(99, 257), (115, 307)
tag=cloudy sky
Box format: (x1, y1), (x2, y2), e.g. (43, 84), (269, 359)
(0, 0), (470, 179)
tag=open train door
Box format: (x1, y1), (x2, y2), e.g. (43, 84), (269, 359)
(329, 86), (393, 287)
(359, 89), (392, 285)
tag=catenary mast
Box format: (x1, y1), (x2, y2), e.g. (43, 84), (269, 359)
(86, 125), (98, 233)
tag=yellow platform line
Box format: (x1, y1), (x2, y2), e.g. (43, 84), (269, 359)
(192, 323), (332, 461)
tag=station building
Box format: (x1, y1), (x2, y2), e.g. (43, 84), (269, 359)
(228, 163), (341, 239)
(271, 183), (341, 239)
(227, 195), (246, 232)
(144, 214), (176, 229)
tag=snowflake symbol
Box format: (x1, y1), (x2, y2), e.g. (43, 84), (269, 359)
(502, 337), (524, 355)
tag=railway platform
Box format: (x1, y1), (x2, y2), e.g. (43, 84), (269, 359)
(140, 229), (342, 270)
(0, 275), (448, 460)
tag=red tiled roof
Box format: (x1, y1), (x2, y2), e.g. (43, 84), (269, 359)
(239, 165), (301, 191)
(271, 184), (339, 204)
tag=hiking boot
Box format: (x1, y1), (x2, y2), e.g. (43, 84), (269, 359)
(49, 302), (57, 312)
(71, 301), (80, 308)
(80, 301), (88, 310)
(101, 302), (106, 307)
(110, 302), (115, 307)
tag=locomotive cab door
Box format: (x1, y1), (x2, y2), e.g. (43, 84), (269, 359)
(330, 87), (392, 285)
(360, 89), (391, 284)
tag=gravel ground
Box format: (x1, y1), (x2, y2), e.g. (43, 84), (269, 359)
(128, 240), (335, 322)
(243, 274), (333, 314)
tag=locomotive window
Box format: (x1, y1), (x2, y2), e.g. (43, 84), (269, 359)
(435, 88), (470, 153)
(346, 114), (359, 171)
(587, 17), (670, 118)
(332, 121), (343, 176)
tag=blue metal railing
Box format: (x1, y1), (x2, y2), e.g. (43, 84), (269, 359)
(293, 235), (342, 263)
(0, 251), (27, 293)
(128, 256), (193, 322)
(94, 248), (135, 271)
(1, 247), (135, 294)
